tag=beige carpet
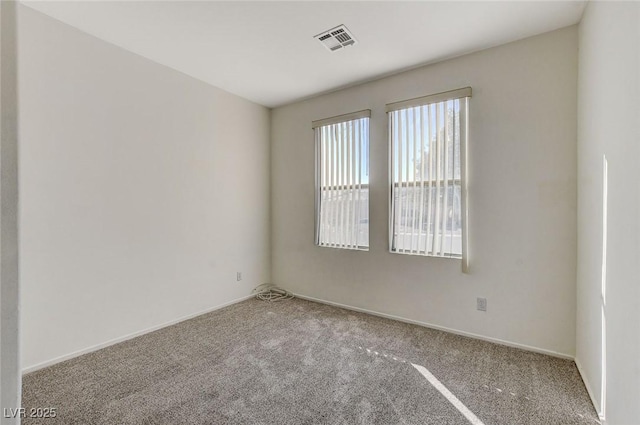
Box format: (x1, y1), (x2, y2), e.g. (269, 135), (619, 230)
(22, 298), (598, 424)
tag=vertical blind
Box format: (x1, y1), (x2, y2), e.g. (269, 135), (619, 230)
(314, 112), (370, 250)
(388, 89), (470, 266)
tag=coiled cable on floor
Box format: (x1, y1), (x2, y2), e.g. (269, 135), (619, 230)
(252, 283), (294, 302)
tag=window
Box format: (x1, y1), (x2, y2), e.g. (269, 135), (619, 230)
(313, 110), (370, 250)
(387, 88), (470, 265)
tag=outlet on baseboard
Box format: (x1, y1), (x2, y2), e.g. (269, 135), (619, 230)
(236, 272), (242, 282)
(477, 297), (487, 312)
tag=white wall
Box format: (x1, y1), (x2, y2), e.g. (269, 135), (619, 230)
(272, 27), (578, 357)
(576, 2), (640, 423)
(18, 6), (271, 370)
(1, 1), (22, 423)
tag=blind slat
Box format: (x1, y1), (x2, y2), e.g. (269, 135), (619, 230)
(331, 125), (338, 247)
(353, 122), (359, 247)
(460, 98), (470, 272)
(426, 104), (434, 255)
(337, 123), (343, 247)
(432, 103), (442, 255)
(416, 106), (426, 254)
(319, 126), (326, 244)
(409, 107), (418, 253)
(346, 123), (355, 248)
(342, 122), (350, 248)
(388, 113), (395, 252)
(441, 101), (450, 256)
(450, 102), (458, 255)
(315, 129), (321, 245)
(402, 111), (409, 252)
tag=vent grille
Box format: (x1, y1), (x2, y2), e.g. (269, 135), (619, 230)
(314, 25), (357, 52)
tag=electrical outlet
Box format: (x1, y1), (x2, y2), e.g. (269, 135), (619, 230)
(236, 272), (242, 282)
(477, 297), (487, 312)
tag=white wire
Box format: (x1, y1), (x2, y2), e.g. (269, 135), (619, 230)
(252, 283), (294, 302)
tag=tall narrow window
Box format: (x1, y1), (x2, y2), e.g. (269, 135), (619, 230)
(313, 110), (370, 250)
(387, 88), (470, 265)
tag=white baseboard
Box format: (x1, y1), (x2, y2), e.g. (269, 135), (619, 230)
(294, 293), (574, 360)
(575, 357), (604, 423)
(22, 293), (255, 374)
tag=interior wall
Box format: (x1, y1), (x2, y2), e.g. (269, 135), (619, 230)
(1, 1), (22, 423)
(576, 2), (640, 423)
(18, 6), (271, 370)
(272, 27), (578, 357)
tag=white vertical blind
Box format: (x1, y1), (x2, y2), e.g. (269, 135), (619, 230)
(315, 116), (369, 250)
(389, 94), (469, 262)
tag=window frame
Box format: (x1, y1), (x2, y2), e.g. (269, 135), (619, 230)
(313, 110), (371, 251)
(386, 88), (471, 272)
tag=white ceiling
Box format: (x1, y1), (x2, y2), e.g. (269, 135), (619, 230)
(22, 1), (586, 108)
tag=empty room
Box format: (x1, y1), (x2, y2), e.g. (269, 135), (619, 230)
(1, 0), (638, 424)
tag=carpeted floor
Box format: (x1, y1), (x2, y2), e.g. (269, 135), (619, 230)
(22, 298), (599, 424)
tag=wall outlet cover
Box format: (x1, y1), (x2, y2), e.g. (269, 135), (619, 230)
(477, 297), (487, 312)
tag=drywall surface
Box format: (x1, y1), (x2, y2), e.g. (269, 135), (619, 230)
(576, 2), (640, 422)
(1, 1), (22, 423)
(18, 6), (271, 369)
(272, 27), (578, 356)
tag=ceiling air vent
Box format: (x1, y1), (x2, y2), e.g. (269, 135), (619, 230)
(314, 25), (357, 52)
